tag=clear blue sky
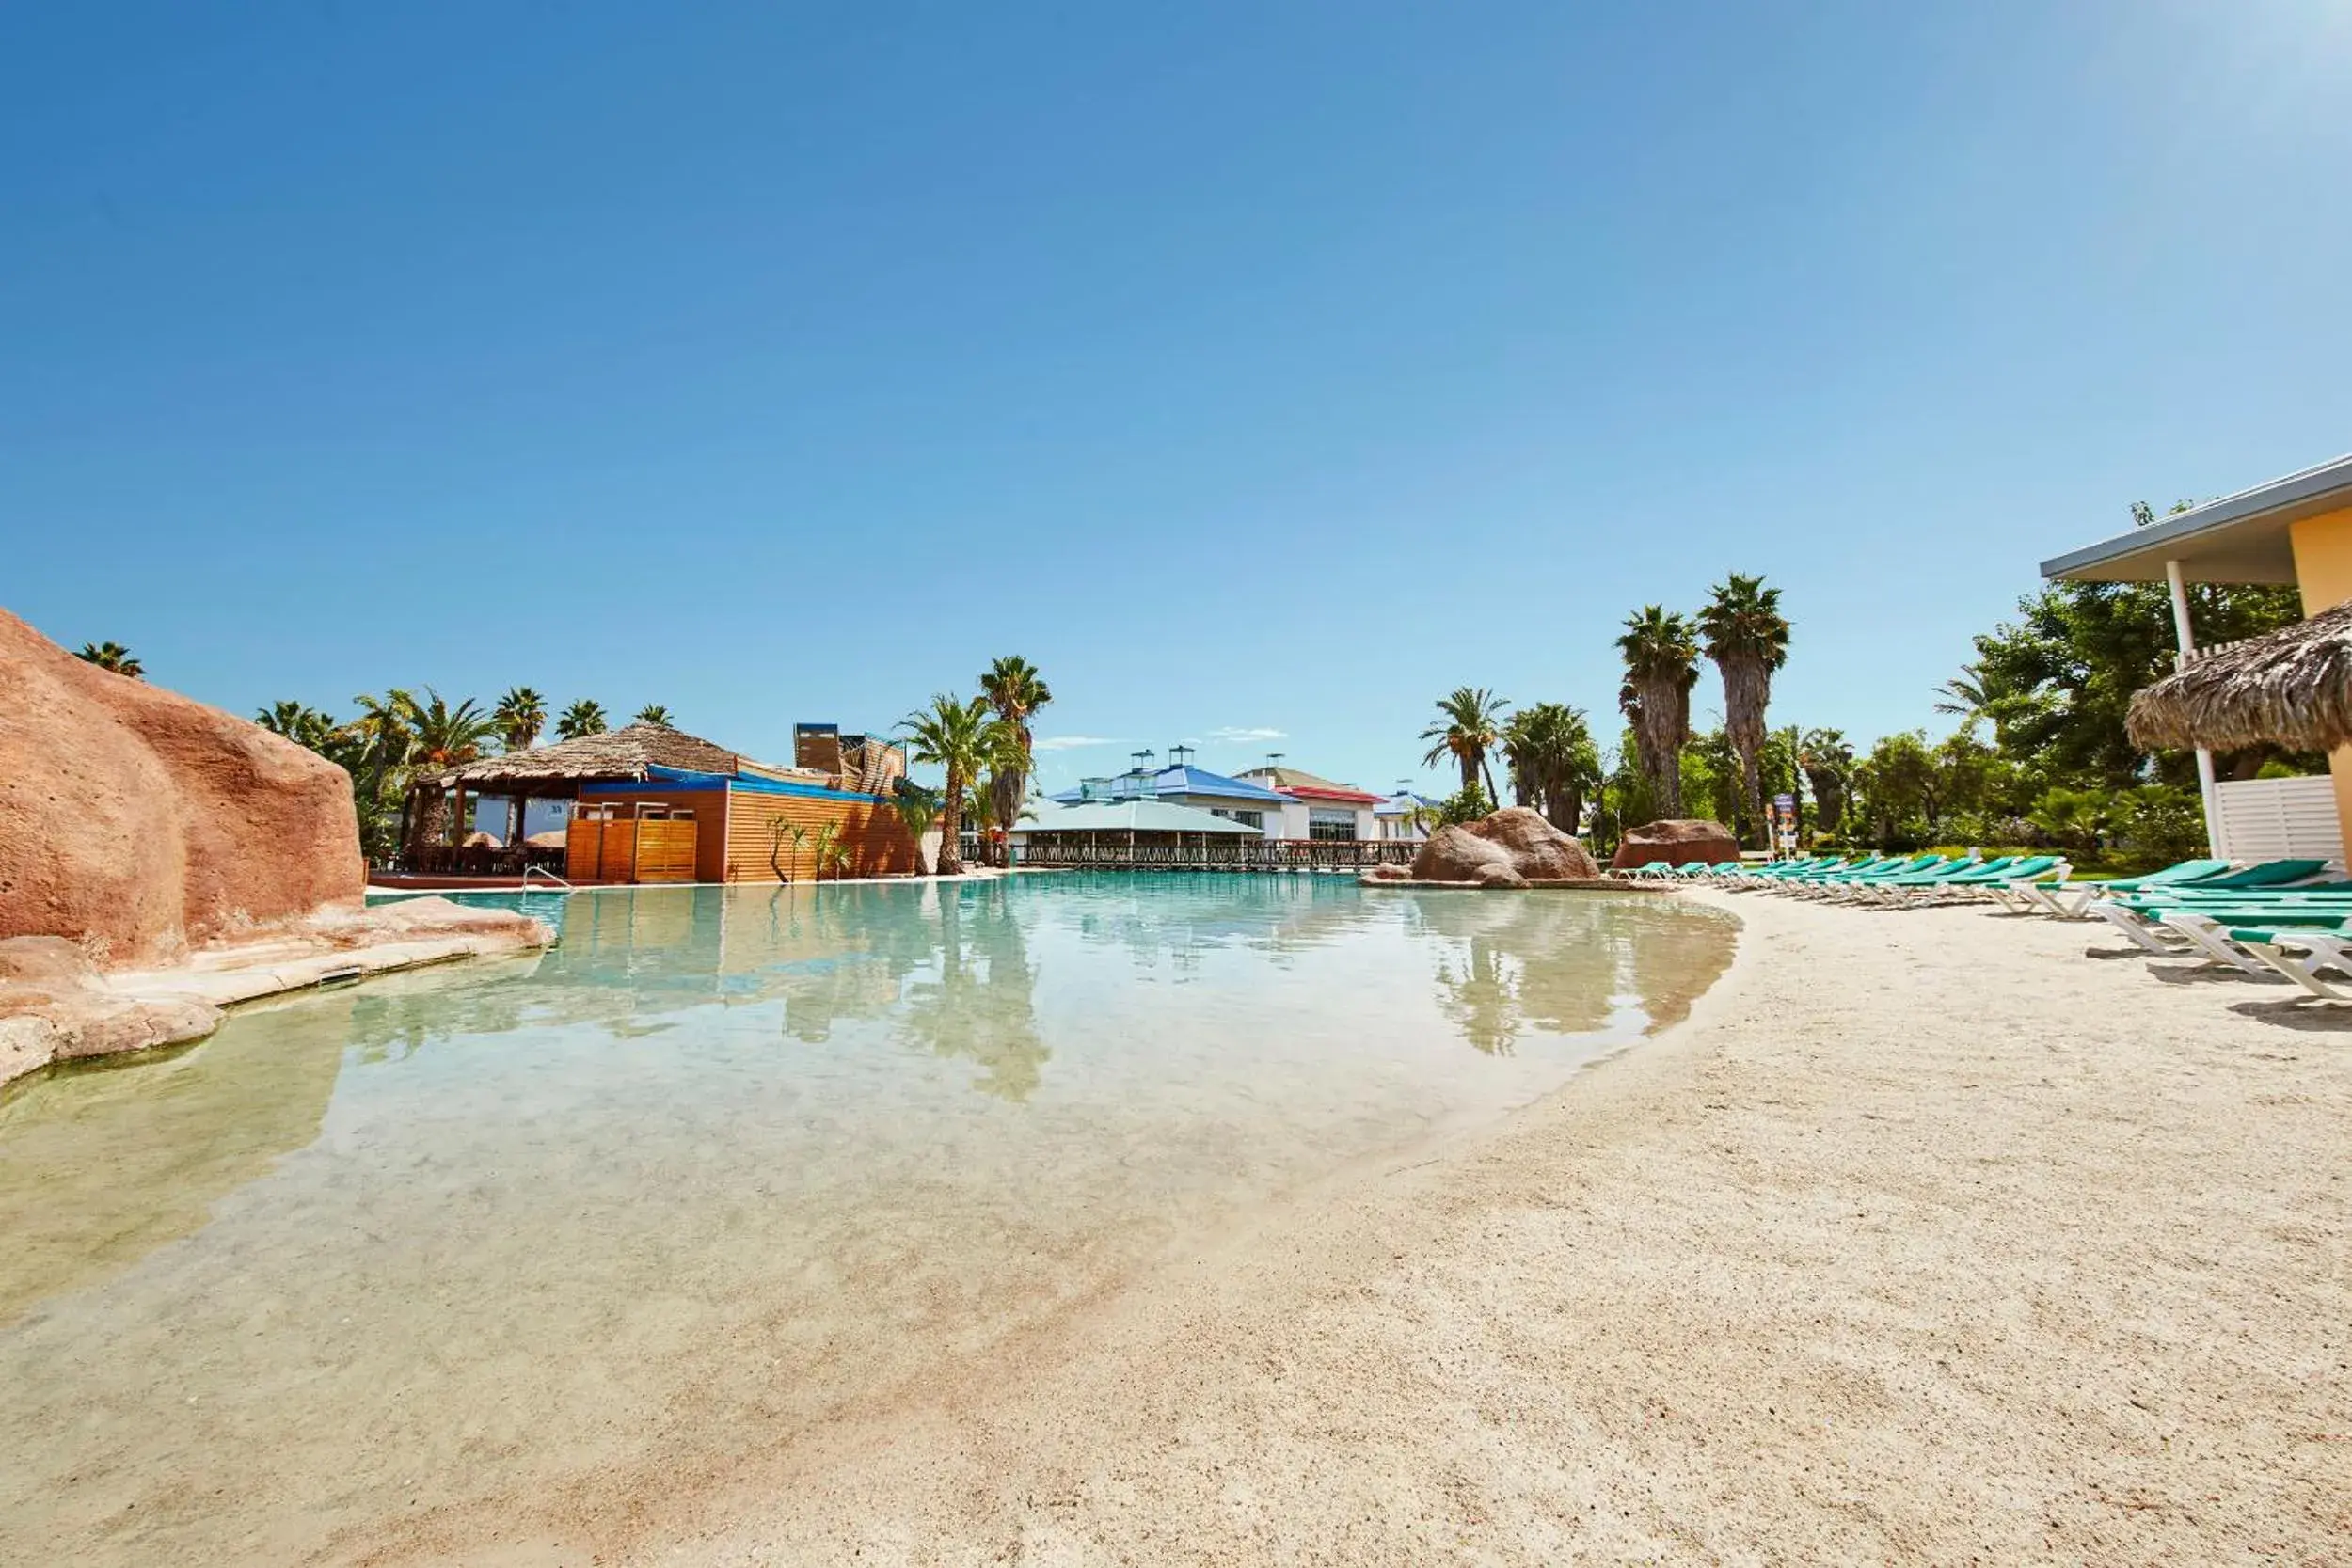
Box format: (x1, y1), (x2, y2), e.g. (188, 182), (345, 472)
(8, 2), (2349, 797)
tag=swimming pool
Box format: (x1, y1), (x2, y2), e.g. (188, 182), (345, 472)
(0, 875), (1735, 1564)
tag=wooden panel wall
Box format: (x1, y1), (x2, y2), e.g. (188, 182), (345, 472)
(723, 790), (919, 881)
(573, 789), (730, 882)
(564, 818), (605, 882)
(632, 820), (698, 882)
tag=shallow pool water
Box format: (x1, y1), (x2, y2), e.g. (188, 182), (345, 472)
(0, 875), (1735, 1564)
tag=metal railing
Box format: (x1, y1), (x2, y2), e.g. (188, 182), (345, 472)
(1014, 838), (1416, 872)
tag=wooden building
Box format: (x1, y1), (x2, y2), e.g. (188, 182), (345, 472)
(438, 723), (920, 884)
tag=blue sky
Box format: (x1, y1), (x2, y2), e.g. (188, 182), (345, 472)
(8, 2), (2350, 796)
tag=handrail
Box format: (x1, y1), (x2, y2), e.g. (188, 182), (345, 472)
(521, 865), (574, 890)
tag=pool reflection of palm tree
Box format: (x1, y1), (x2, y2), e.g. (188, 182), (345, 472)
(899, 881), (1049, 1101)
(1432, 937), (1526, 1055)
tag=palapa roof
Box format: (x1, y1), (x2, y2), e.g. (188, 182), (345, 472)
(2126, 599), (2352, 752)
(439, 723), (745, 788)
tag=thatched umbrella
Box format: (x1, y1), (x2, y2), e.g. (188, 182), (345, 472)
(2127, 599), (2352, 752)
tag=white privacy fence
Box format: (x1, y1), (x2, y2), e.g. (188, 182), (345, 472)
(2210, 775), (2344, 865)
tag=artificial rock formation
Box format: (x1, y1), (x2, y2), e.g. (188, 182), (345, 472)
(1371, 806), (1604, 889)
(0, 608), (365, 966)
(1611, 817), (1740, 871)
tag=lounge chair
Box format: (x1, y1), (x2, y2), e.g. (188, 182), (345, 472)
(2090, 886), (2352, 955)
(1799, 854), (1964, 899)
(1852, 855), (2021, 906)
(2023, 858), (2233, 919)
(1967, 855), (2074, 912)
(2153, 908), (2352, 981)
(2231, 924), (2352, 999)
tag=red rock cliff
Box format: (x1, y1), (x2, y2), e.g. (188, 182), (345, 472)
(0, 610), (363, 964)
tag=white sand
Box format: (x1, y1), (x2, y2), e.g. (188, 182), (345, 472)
(389, 888), (2349, 1565)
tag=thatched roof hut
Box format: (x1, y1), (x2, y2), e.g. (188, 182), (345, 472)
(2126, 599), (2352, 752)
(438, 723), (749, 792)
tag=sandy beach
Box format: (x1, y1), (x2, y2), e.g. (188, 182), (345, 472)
(453, 884), (2352, 1568)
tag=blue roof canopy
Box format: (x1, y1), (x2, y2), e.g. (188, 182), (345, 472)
(1051, 764), (1288, 806)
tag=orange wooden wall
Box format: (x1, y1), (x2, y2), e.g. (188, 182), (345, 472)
(564, 784), (917, 882)
(723, 789), (919, 881)
(569, 788), (729, 882)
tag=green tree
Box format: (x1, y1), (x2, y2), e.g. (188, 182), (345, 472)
(1616, 607), (1698, 819)
(75, 641), (143, 678)
(1958, 502), (2307, 789)
(979, 656), (1052, 869)
(556, 699), (609, 741)
(1697, 573), (1791, 847)
(1437, 784), (1495, 826)
(899, 693), (1006, 878)
(493, 687), (548, 752)
(1420, 687), (1509, 802)
(1502, 702), (1601, 833)
(632, 704), (673, 728)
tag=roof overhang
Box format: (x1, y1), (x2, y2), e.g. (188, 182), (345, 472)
(2040, 453), (2352, 585)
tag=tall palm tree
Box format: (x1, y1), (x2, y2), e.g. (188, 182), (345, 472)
(1420, 687), (1509, 804)
(255, 700), (337, 751)
(556, 699), (609, 741)
(633, 704), (674, 728)
(493, 687), (548, 752)
(900, 693), (1003, 878)
(979, 656), (1052, 868)
(1697, 574), (1792, 847)
(1502, 702), (1601, 834)
(402, 690), (499, 854)
(75, 641), (143, 678)
(1616, 607), (1699, 819)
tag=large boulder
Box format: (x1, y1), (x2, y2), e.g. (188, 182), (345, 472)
(1611, 817), (1740, 871)
(0, 609), (364, 966)
(1406, 807), (1602, 888)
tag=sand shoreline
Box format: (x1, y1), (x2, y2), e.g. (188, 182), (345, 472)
(551, 883), (2349, 1566)
(265, 883), (2351, 1563)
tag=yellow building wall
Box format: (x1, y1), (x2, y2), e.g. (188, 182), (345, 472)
(2285, 507), (2352, 852)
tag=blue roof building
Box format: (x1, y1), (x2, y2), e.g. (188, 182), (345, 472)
(1052, 760), (1289, 835)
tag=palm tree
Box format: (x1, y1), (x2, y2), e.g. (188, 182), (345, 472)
(1797, 727), (1854, 837)
(556, 699), (609, 741)
(1617, 607), (1699, 819)
(254, 700), (340, 752)
(633, 704), (674, 728)
(493, 687), (548, 752)
(899, 693), (1004, 878)
(402, 689), (499, 854)
(1502, 702), (1601, 834)
(891, 782), (942, 876)
(1696, 574), (1792, 847)
(1420, 687), (1509, 804)
(979, 656), (1052, 868)
(75, 641), (143, 678)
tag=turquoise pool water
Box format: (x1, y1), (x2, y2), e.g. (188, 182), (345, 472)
(0, 875), (1735, 1565)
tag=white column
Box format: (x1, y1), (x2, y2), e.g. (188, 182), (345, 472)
(2166, 558), (2224, 857)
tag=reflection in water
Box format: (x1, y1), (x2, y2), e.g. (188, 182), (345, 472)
(0, 878), (1734, 1567)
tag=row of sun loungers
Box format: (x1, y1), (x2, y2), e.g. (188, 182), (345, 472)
(1622, 850), (2073, 909)
(1622, 850), (2352, 1001)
